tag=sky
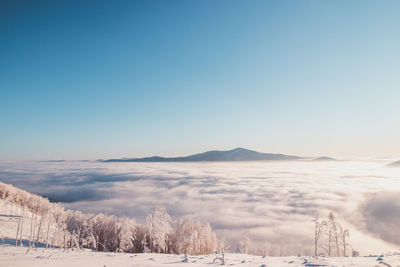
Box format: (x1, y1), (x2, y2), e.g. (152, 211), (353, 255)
(1, 0), (399, 160)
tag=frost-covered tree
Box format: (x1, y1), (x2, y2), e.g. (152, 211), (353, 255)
(312, 213), (326, 256)
(313, 212), (351, 257)
(145, 206), (172, 253)
(338, 222), (350, 256)
(171, 219), (218, 255)
(0, 182), (219, 255)
(239, 233), (251, 254)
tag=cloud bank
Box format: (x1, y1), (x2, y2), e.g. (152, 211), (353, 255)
(0, 160), (399, 254)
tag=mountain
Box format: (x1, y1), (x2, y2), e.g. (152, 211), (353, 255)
(312, 157), (337, 161)
(101, 147), (301, 162)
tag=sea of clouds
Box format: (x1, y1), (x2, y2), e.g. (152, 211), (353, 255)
(0, 159), (399, 255)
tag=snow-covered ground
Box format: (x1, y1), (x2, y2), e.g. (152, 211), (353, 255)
(1, 243), (400, 266)
(0, 247), (400, 267)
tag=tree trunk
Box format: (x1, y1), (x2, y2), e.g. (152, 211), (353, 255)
(45, 222), (51, 249)
(36, 213), (46, 247)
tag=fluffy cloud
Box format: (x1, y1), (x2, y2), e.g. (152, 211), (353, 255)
(0, 160), (399, 254)
(361, 192), (400, 245)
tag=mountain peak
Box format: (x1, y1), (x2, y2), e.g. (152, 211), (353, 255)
(231, 147), (250, 152)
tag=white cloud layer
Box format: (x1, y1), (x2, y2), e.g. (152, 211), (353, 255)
(1, 160), (400, 254)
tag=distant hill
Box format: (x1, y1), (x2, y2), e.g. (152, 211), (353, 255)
(312, 157), (337, 161)
(388, 160), (400, 167)
(101, 147), (301, 162)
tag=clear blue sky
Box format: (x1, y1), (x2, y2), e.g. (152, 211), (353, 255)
(1, 0), (399, 160)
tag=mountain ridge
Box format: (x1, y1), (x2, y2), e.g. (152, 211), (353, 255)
(100, 147), (302, 162)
